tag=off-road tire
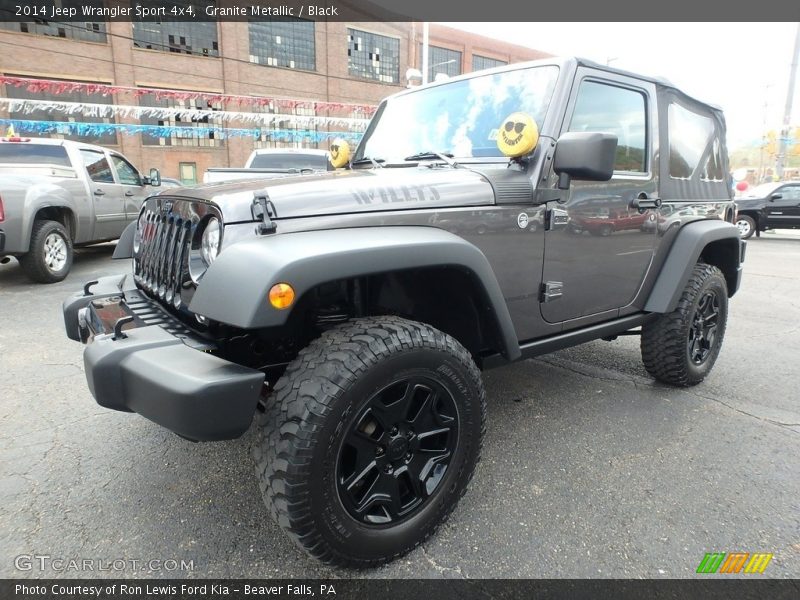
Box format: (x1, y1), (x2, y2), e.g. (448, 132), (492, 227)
(19, 219), (73, 283)
(641, 263), (728, 386)
(736, 214), (756, 239)
(253, 316), (486, 568)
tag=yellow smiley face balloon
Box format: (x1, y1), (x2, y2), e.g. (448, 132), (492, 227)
(328, 138), (351, 169)
(496, 112), (539, 158)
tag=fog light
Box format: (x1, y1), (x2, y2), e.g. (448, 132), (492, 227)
(268, 283), (295, 309)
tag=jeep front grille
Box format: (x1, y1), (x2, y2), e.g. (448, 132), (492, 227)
(133, 197), (220, 312)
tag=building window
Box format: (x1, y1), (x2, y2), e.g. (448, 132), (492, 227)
(179, 162), (197, 185)
(472, 55), (507, 72)
(420, 45), (462, 80)
(138, 92), (223, 148)
(0, 0), (107, 43)
(348, 29), (400, 84)
(3, 75), (117, 145)
(249, 19), (316, 71)
(132, 2), (219, 57)
(253, 104), (320, 150)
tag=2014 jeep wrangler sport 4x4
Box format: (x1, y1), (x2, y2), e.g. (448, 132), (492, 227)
(63, 58), (745, 567)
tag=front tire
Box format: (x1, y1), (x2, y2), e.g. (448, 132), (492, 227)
(19, 219), (73, 283)
(736, 214), (756, 239)
(641, 263), (728, 386)
(253, 316), (486, 567)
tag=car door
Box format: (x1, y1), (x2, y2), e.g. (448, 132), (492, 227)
(541, 70), (658, 325)
(108, 153), (149, 223)
(765, 184), (800, 228)
(78, 149), (125, 240)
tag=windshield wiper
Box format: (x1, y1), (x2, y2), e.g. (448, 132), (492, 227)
(403, 151), (459, 168)
(350, 156), (385, 168)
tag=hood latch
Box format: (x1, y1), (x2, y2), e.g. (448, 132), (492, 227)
(252, 193), (278, 235)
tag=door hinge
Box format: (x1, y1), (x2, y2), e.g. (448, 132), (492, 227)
(540, 281), (563, 303)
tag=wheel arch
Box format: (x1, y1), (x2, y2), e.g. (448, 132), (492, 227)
(32, 205), (77, 241)
(189, 226), (521, 361)
(736, 208), (762, 230)
(644, 220), (743, 313)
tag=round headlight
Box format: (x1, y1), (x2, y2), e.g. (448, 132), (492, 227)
(201, 217), (220, 265)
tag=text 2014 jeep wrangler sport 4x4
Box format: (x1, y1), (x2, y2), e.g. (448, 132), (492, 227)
(63, 58), (745, 567)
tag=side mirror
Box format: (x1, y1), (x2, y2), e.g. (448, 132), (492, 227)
(147, 168), (161, 187)
(770, 193), (782, 202)
(553, 132), (618, 190)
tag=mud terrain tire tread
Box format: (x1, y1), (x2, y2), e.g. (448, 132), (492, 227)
(641, 263), (728, 387)
(252, 315), (486, 568)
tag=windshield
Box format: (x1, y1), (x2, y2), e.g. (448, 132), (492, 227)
(359, 65), (559, 163)
(249, 153), (329, 170)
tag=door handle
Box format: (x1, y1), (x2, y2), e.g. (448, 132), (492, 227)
(631, 192), (661, 211)
(94, 189), (105, 196)
(124, 191), (134, 197)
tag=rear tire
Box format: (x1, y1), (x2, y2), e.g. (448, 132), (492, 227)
(19, 220), (73, 283)
(253, 316), (486, 567)
(641, 263), (728, 386)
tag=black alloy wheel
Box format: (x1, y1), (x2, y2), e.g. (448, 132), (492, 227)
(688, 289), (720, 365)
(337, 376), (459, 525)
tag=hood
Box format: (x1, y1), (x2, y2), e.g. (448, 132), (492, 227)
(735, 196), (767, 208)
(162, 167), (496, 223)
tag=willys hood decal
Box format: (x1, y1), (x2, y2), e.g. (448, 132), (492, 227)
(163, 168), (496, 222)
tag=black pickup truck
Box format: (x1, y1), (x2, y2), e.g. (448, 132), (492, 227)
(735, 181), (800, 238)
(63, 57), (745, 568)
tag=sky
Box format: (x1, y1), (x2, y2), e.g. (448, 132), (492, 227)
(442, 22), (800, 150)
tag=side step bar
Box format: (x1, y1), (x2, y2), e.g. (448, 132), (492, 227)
(482, 313), (658, 370)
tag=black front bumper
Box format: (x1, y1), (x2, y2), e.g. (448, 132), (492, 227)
(62, 274), (265, 441)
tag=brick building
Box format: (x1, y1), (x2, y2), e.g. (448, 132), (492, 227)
(0, 14), (549, 182)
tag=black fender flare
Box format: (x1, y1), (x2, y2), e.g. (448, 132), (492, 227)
(190, 226), (521, 360)
(644, 220), (743, 313)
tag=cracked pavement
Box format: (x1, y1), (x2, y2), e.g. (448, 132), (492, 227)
(1, 235), (799, 579)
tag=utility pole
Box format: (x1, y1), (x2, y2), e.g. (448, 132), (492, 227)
(758, 84), (772, 182)
(422, 22), (430, 85)
(776, 22), (800, 180)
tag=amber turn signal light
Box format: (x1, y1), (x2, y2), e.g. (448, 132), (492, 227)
(268, 283), (295, 309)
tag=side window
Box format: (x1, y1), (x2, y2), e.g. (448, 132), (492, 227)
(110, 155), (142, 186)
(778, 186), (800, 200)
(79, 150), (114, 184)
(668, 103), (717, 180)
(569, 80), (647, 173)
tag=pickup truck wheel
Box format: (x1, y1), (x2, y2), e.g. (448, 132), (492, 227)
(19, 220), (73, 283)
(253, 316), (485, 567)
(736, 214), (756, 239)
(641, 263), (728, 386)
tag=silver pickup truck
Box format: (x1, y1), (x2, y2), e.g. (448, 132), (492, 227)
(0, 137), (161, 283)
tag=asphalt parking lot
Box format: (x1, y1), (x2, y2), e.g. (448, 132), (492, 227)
(1, 233), (799, 579)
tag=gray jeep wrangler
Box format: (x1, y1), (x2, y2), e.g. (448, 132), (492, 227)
(63, 58), (745, 567)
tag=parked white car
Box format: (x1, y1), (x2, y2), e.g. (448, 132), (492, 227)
(202, 148), (331, 183)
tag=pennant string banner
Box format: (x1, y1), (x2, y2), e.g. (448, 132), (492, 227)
(0, 118), (364, 143)
(0, 98), (370, 130)
(0, 75), (378, 114)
